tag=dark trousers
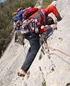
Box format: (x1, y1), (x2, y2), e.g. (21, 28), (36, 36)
(21, 32), (40, 72)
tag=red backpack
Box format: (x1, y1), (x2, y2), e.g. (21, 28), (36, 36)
(29, 9), (46, 27)
(23, 7), (39, 19)
(24, 9), (46, 33)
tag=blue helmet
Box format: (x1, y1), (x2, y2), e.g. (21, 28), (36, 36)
(13, 8), (25, 22)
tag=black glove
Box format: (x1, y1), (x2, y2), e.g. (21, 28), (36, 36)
(57, 15), (62, 21)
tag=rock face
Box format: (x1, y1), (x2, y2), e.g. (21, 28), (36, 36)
(0, 0), (70, 86)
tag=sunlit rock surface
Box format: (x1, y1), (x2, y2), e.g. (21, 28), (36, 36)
(0, 0), (70, 86)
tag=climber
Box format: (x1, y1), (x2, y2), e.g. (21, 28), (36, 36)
(17, 1), (62, 77)
(12, 6), (39, 42)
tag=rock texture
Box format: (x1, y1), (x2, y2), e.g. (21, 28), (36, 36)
(0, 0), (70, 86)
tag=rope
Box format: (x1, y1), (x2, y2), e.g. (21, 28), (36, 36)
(48, 46), (70, 58)
(43, 40), (70, 65)
(43, 40), (56, 68)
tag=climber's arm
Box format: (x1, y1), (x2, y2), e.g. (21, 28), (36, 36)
(44, 4), (62, 21)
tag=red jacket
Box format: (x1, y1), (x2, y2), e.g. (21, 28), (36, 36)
(22, 5), (62, 34)
(28, 4), (62, 25)
(24, 7), (39, 19)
